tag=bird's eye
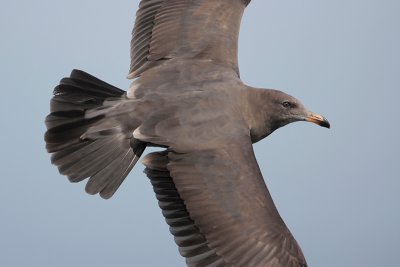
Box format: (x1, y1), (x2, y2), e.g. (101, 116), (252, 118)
(282, 101), (292, 108)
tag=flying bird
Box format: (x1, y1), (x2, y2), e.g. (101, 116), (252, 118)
(45, 0), (330, 266)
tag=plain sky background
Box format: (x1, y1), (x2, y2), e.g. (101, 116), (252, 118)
(1, 0), (399, 266)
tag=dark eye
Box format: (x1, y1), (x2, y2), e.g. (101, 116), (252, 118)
(282, 101), (292, 108)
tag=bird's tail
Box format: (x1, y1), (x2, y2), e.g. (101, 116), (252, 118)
(45, 69), (146, 199)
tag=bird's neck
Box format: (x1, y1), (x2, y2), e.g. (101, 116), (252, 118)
(242, 88), (277, 143)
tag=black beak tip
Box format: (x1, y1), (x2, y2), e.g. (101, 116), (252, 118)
(306, 114), (331, 129)
(321, 118), (330, 129)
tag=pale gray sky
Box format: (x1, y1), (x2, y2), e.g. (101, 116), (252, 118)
(1, 0), (399, 266)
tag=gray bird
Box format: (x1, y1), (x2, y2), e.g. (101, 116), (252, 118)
(45, 0), (330, 266)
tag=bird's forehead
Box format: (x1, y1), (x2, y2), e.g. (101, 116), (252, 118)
(270, 90), (297, 101)
(273, 91), (306, 108)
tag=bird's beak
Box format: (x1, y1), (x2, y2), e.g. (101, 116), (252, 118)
(305, 113), (330, 128)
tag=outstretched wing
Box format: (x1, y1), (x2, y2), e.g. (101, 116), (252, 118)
(143, 136), (307, 267)
(129, 0), (251, 78)
(143, 151), (226, 267)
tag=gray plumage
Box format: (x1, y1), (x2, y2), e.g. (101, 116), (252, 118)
(45, 0), (330, 266)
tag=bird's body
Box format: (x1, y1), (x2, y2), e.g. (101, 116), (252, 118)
(45, 0), (330, 266)
(130, 60), (249, 149)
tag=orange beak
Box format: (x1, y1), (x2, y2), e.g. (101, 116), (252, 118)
(305, 113), (330, 128)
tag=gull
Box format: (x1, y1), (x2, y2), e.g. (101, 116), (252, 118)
(45, 1), (330, 266)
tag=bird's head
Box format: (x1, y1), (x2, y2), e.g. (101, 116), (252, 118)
(267, 89), (330, 129)
(247, 89), (330, 142)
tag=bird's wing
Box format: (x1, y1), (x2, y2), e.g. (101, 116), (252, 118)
(143, 135), (307, 267)
(128, 0), (251, 78)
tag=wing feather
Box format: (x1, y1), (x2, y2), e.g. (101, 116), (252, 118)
(164, 137), (308, 267)
(129, 0), (250, 78)
(142, 138), (307, 266)
(143, 152), (227, 267)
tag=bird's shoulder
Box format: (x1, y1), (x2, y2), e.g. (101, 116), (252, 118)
(128, 59), (244, 97)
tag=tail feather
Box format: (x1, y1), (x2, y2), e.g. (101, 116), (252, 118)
(58, 137), (122, 180)
(45, 110), (85, 129)
(45, 69), (145, 199)
(86, 140), (146, 199)
(98, 140), (146, 199)
(85, 150), (132, 195)
(49, 70), (124, 114)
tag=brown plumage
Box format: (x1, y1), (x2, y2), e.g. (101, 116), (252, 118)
(45, 0), (330, 266)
